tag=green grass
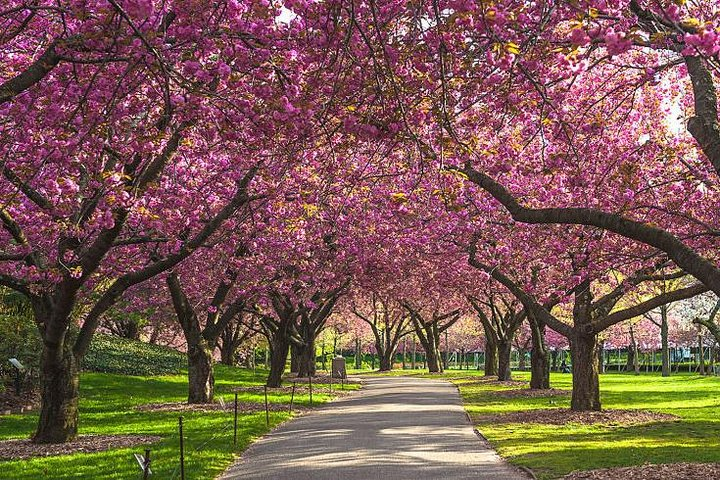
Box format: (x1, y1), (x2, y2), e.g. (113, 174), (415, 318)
(0, 365), (357, 480)
(433, 370), (720, 479)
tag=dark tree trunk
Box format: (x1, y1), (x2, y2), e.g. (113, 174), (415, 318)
(149, 323), (161, 344)
(425, 346), (442, 373)
(518, 348), (528, 370)
(551, 349), (559, 371)
(267, 335), (290, 387)
(529, 316), (550, 389)
(219, 339), (236, 366)
(411, 339), (416, 369)
(660, 305), (670, 377)
(355, 337), (362, 369)
(187, 339), (214, 403)
(698, 335), (706, 375)
(378, 347), (395, 371)
(33, 345), (80, 443)
(497, 339), (512, 381)
(290, 343), (301, 374)
(570, 333), (601, 411)
(484, 337), (498, 376)
(625, 345), (634, 372)
(297, 337), (316, 377)
(530, 347), (550, 389)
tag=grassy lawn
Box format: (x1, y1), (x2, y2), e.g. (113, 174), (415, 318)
(425, 369), (720, 479)
(0, 365), (356, 480)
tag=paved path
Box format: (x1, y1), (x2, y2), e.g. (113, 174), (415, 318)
(220, 376), (528, 480)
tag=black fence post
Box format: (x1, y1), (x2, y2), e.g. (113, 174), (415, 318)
(233, 392), (238, 447)
(264, 385), (270, 426)
(142, 449), (151, 480)
(289, 382), (296, 414)
(309, 375), (313, 407)
(179, 417), (185, 480)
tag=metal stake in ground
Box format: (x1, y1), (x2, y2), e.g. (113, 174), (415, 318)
(289, 382), (296, 414)
(309, 375), (313, 407)
(233, 392), (238, 447)
(133, 448), (152, 479)
(263, 385), (270, 426)
(179, 416), (185, 480)
(143, 449), (151, 480)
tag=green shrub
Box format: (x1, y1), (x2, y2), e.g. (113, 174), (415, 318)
(0, 290), (41, 388)
(83, 335), (186, 376)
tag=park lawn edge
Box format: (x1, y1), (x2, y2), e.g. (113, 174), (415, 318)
(443, 370), (720, 480)
(0, 366), (359, 480)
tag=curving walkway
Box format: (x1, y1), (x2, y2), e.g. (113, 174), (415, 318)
(220, 376), (528, 480)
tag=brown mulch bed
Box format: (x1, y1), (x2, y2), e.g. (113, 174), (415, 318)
(474, 408), (679, 426)
(492, 388), (571, 398)
(135, 401), (297, 413)
(0, 389), (40, 415)
(562, 462), (720, 479)
(232, 383), (356, 396)
(0, 435), (162, 460)
(465, 378), (528, 388)
(285, 375), (361, 385)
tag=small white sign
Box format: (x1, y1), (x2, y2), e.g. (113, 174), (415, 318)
(8, 358), (24, 371)
(134, 453), (151, 474)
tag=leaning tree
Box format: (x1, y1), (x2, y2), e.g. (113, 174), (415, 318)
(0, 0), (315, 442)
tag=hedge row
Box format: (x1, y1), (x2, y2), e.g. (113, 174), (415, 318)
(83, 334), (186, 376)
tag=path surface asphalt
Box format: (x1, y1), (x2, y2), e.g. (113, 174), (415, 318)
(220, 376), (528, 480)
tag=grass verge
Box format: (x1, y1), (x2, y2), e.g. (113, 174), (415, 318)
(0, 365), (357, 480)
(443, 370), (720, 479)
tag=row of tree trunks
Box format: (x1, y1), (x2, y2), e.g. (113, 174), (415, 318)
(406, 306), (461, 374)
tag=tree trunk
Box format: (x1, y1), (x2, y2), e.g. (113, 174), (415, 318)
(529, 317), (550, 389)
(297, 337), (316, 377)
(187, 338), (215, 403)
(355, 337), (362, 369)
(551, 349), (559, 371)
(530, 346), (550, 389)
(267, 335), (290, 387)
(570, 333), (601, 411)
(698, 335), (706, 375)
(411, 339), (416, 369)
(484, 337), (498, 376)
(378, 345), (396, 371)
(425, 346), (442, 373)
(33, 345), (80, 443)
(290, 343), (300, 374)
(660, 305), (670, 377)
(219, 339), (236, 366)
(497, 339), (512, 381)
(518, 348), (527, 370)
(625, 345), (634, 373)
